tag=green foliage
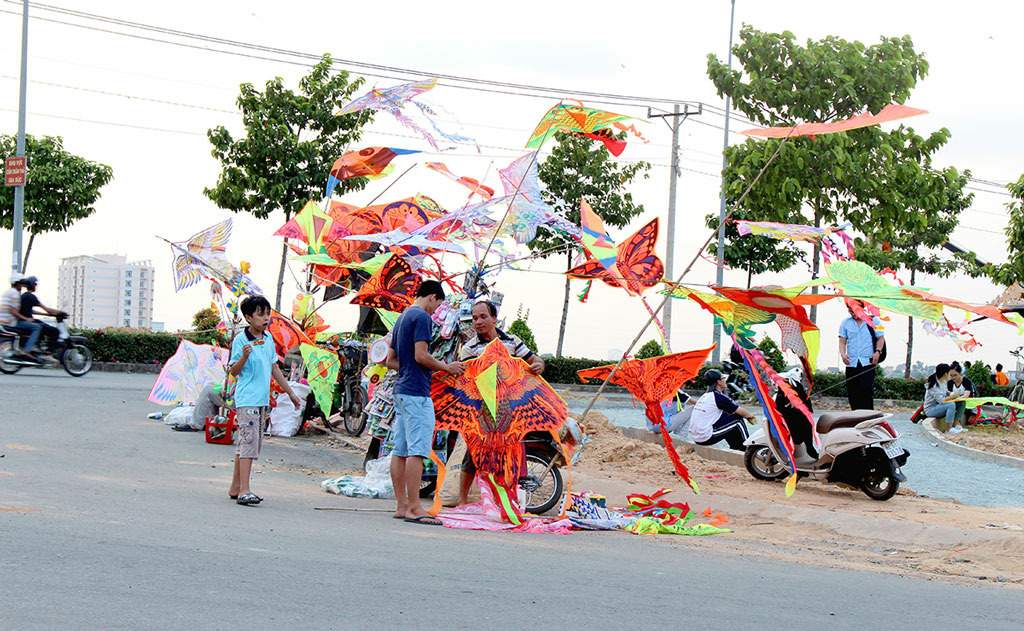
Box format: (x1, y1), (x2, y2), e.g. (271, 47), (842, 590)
(507, 306), (538, 353)
(810, 371), (1011, 402)
(535, 132), (650, 354)
(705, 28), (970, 275)
(0, 135), (113, 263)
(757, 337), (786, 371)
(204, 54), (371, 308)
(706, 205), (800, 276)
(635, 340), (664, 360)
(191, 308), (228, 347)
(72, 329), (220, 364)
(545, 356), (616, 385)
(966, 361), (993, 390)
(989, 174), (1024, 286)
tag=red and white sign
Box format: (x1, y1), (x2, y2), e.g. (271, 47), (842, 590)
(4, 156), (26, 186)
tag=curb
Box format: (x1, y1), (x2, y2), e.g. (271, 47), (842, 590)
(93, 362), (162, 374)
(618, 426), (745, 468)
(922, 418), (1024, 469)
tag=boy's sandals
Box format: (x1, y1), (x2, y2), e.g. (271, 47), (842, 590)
(235, 493), (262, 505)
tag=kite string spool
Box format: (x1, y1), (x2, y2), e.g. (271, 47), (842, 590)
(576, 129), (797, 426)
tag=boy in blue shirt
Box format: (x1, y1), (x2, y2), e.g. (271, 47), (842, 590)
(228, 295), (302, 506)
(385, 280), (464, 525)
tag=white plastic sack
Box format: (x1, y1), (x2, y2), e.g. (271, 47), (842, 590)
(267, 382), (311, 437)
(162, 406), (194, 426)
(321, 455), (394, 499)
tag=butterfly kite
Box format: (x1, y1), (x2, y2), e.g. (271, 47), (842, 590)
(167, 219), (261, 295)
(350, 254), (421, 312)
(567, 201), (664, 297)
(740, 104), (928, 139)
(498, 152), (580, 244)
(432, 340), (568, 488)
(577, 347), (714, 493)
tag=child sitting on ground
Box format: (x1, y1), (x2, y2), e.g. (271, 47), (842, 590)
(228, 295), (302, 506)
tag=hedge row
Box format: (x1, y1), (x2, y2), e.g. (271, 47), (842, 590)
(811, 371), (1013, 401)
(72, 328), (223, 364)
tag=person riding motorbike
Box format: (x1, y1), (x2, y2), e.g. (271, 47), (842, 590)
(18, 276), (66, 360)
(1, 273), (41, 361)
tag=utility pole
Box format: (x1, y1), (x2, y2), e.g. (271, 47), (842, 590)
(648, 103), (702, 347)
(712, 0), (737, 362)
(11, 0), (29, 273)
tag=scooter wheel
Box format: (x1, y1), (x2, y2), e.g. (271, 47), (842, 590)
(0, 340), (23, 374)
(744, 445), (788, 481)
(860, 473), (900, 501)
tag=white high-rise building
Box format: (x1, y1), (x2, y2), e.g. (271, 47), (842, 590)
(57, 255), (156, 330)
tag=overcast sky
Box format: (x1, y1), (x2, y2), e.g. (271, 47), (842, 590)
(2, 0), (1022, 372)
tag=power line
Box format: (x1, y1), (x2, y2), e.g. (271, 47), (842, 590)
(0, 74), (240, 114)
(0, 106), (204, 135)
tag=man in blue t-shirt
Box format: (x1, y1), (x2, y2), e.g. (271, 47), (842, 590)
(385, 280), (464, 525)
(838, 299), (884, 410)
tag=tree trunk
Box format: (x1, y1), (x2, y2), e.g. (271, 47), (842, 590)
(905, 267), (916, 378)
(746, 265), (753, 289)
(555, 250), (572, 357)
(21, 233), (35, 273)
(809, 205), (822, 324)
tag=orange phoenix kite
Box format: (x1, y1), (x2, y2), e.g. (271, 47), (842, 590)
(432, 340), (568, 488)
(577, 346), (715, 493)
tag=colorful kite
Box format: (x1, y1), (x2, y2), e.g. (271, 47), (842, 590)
(167, 219), (261, 295)
(665, 286), (775, 347)
(300, 343), (340, 419)
(578, 199), (618, 271)
(526, 101), (646, 151)
(432, 340), (568, 487)
(740, 104), (928, 138)
(350, 254), (421, 312)
(326, 147), (420, 195)
(568, 214), (664, 297)
(498, 152), (580, 244)
(577, 347), (715, 493)
(340, 229), (467, 256)
(824, 260), (944, 321)
(712, 285), (822, 370)
(425, 162), (494, 200)
(148, 339), (228, 406)
(735, 220), (851, 243)
(275, 200), (351, 265)
(267, 310), (313, 360)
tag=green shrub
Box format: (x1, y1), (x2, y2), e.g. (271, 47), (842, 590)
(71, 328), (225, 364)
(635, 340), (664, 360)
(191, 307), (228, 347)
(507, 306), (538, 353)
(546, 356), (616, 384)
(965, 361), (993, 391)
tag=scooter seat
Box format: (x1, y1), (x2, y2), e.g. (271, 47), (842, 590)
(816, 410), (885, 434)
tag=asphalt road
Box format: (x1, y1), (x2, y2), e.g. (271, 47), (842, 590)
(2, 371), (1022, 631)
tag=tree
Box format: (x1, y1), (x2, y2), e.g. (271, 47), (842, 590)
(635, 339), (664, 360)
(705, 205), (801, 287)
(0, 135), (113, 271)
(204, 54), (371, 310)
(757, 336), (786, 371)
(536, 132), (650, 356)
(988, 174), (1024, 287)
(507, 306), (538, 353)
(191, 307), (227, 347)
(707, 28), (969, 321)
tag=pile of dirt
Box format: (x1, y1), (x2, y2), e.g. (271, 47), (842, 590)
(959, 422), (1024, 459)
(572, 411), (664, 467)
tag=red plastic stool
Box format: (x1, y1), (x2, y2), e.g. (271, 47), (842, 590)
(205, 410), (238, 445)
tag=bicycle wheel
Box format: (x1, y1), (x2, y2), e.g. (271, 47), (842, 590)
(343, 384), (368, 437)
(0, 339), (24, 374)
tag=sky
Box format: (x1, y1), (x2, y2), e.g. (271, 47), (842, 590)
(1, 0), (1022, 373)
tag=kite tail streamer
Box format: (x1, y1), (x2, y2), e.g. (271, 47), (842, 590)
(577, 279), (593, 303)
(428, 449), (447, 516)
(483, 473), (523, 525)
(638, 295), (671, 350)
(749, 348), (818, 449)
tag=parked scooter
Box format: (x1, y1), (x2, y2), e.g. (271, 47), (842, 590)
(743, 409), (910, 500)
(0, 314), (93, 376)
(720, 360), (753, 399)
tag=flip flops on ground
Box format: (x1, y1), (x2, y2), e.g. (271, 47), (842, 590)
(404, 515), (442, 526)
(236, 493), (262, 505)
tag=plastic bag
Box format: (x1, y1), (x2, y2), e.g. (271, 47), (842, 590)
(267, 382), (311, 436)
(162, 406), (194, 426)
(321, 455), (394, 499)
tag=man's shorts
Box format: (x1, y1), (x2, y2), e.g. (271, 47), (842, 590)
(235, 406), (268, 459)
(392, 394), (435, 458)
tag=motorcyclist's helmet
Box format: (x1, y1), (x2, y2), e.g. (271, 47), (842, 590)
(21, 275), (38, 289)
(9, 272), (27, 286)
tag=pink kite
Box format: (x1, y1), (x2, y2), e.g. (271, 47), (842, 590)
(740, 104), (927, 138)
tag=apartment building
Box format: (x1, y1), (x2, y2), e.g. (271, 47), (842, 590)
(57, 254), (156, 329)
